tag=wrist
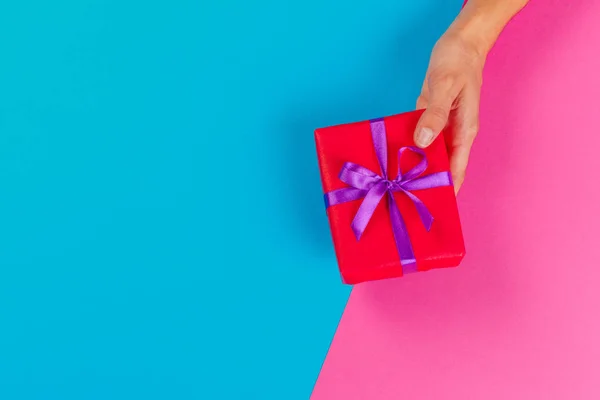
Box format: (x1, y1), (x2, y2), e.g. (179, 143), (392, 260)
(449, 0), (528, 57)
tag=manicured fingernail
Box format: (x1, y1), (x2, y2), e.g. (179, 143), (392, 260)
(416, 127), (434, 148)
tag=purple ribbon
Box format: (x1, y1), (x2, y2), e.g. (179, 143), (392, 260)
(324, 118), (452, 274)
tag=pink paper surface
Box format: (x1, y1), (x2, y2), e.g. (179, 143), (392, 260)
(312, 1), (600, 399)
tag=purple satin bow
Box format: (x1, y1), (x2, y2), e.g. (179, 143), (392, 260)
(324, 118), (452, 274)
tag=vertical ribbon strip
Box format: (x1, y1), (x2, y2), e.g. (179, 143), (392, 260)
(324, 118), (452, 274)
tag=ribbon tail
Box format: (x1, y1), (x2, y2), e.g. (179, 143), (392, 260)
(388, 192), (418, 274)
(401, 190), (434, 231)
(350, 182), (387, 240)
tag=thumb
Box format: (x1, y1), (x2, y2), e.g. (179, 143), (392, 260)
(414, 77), (459, 148)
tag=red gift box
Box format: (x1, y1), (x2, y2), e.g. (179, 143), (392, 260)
(315, 110), (465, 284)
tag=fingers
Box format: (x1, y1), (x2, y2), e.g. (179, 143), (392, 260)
(449, 143), (470, 194)
(449, 84), (480, 193)
(414, 69), (480, 193)
(414, 74), (461, 148)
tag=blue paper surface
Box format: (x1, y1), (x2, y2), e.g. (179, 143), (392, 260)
(0, 1), (458, 398)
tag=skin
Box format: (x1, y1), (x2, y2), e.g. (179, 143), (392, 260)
(414, 0), (530, 193)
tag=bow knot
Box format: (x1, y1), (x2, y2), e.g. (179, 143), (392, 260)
(385, 179), (398, 190)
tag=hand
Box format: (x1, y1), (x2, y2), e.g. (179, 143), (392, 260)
(413, 0), (529, 193)
(414, 31), (485, 194)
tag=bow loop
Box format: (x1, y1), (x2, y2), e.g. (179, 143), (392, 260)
(396, 146), (428, 182)
(350, 181), (388, 240)
(338, 162), (382, 190)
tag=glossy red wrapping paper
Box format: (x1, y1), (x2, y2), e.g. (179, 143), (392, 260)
(315, 110), (465, 284)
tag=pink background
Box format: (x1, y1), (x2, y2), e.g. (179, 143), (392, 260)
(312, 0), (600, 398)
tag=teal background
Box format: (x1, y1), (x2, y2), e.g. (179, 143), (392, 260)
(0, 1), (458, 398)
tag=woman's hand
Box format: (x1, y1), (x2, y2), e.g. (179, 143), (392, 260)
(414, 31), (484, 193)
(413, 0), (529, 193)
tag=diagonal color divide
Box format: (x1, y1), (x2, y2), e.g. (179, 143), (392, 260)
(313, 0), (600, 398)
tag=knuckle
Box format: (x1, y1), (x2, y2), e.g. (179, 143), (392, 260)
(464, 123), (479, 139)
(456, 118), (479, 142)
(428, 70), (454, 86)
(428, 105), (450, 122)
(428, 77), (456, 98)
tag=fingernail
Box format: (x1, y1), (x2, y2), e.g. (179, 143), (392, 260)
(416, 127), (434, 148)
